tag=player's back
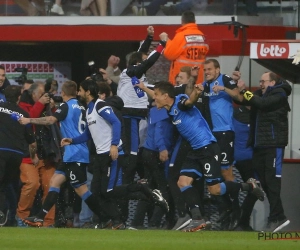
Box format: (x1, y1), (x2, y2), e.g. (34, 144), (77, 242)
(60, 98), (89, 163)
(169, 94), (216, 150)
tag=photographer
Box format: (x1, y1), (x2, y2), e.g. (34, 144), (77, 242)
(45, 78), (63, 104)
(17, 82), (58, 227)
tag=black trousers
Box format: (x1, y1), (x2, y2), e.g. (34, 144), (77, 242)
(252, 147), (286, 222)
(142, 148), (169, 199)
(142, 148), (172, 226)
(122, 117), (142, 184)
(0, 150), (23, 212)
(235, 159), (258, 226)
(91, 153), (123, 222)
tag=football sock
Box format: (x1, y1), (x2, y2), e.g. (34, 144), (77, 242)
(240, 193), (258, 225)
(180, 185), (202, 220)
(37, 187), (60, 219)
(224, 181), (241, 196)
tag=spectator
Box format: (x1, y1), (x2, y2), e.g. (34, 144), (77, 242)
(80, 0), (107, 16)
(14, 0), (46, 16)
(0, 85), (36, 226)
(222, 0), (258, 15)
(162, 11), (209, 85)
(50, 0), (64, 15)
(80, 0), (98, 16)
(132, 0), (168, 16)
(95, 0), (107, 16)
(161, 0), (207, 16)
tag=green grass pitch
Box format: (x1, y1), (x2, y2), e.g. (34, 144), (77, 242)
(1, 228), (298, 250)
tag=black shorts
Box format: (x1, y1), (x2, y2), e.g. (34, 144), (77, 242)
(180, 142), (222, 186)
(56, 162), (88, 188)
(213, 131), (234, 169)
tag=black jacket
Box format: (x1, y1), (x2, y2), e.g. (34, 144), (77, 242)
(0, 101), (35, 153)
(0, 78), (11, 94)
(246, 81), (291, 148)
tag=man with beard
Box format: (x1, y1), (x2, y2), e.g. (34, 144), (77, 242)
(0, 65), (10, 103)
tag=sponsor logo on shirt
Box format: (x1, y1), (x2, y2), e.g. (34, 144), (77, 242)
(0, 107), (24, 117)
(203, 92), (218, 97)
(72, 104), (85, 110)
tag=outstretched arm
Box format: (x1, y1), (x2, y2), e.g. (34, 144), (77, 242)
(138, 26), (155, 54)
(126, 40), (166, 79)
(136, 81), (154, 99)
(19, 116), (58, 126)
(184, 84), (203, 107)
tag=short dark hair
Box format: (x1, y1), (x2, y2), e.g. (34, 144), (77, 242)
(181, 11), (196, 24)
(62, 81), (77, 97)
(80, 79), (98, 99)
(204, 59), (220, 69)
(97, 82), (111, 98)
(128, 52), (143, 66)
(154, 81), (175, 98)
(4, 85), (22, 103)
(45, 78), (57, 92)
(0, 65), (5, 71)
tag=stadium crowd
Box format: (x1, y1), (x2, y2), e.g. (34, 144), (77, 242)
(0, 11), (290, 233)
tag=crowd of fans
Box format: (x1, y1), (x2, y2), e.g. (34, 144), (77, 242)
(2, 0), (258, 16)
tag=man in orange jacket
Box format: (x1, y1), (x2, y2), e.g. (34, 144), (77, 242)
(162, 11), (209, 85)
